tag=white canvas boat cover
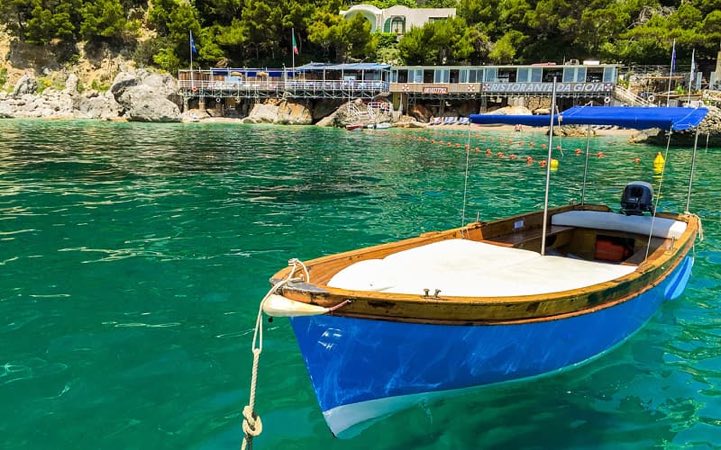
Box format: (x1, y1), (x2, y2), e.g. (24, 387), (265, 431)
(551, 211), (687, 239)
(328, 239), (637, 297)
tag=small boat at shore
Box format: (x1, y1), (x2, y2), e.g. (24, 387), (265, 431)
(366, 122), (391, 129)
(345, 123), (364, 131)
(255, 105), (708, 437)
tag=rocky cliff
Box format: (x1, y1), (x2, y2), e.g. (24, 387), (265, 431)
(0, 69), (181, 121)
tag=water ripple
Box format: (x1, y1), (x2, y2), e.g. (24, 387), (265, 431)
(0, 120), (719, 449)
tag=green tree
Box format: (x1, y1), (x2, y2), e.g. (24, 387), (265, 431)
(489, 30), (525, 63)
(24, 0), (81, 44)
(398, 17), (475, 65)
(80, 0), (130, 40)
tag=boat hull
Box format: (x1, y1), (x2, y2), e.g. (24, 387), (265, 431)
(289, 255), (694, 436)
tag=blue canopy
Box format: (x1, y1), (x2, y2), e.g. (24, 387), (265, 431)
(470, 106), (708, 131)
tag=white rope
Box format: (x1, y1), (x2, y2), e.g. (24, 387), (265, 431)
(645, 128), (673, 261)
(687, 213), (704, 242)
(241, 260), (306, 450)
(460, 120), (472, 232)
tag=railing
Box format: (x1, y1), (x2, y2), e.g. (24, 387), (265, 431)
(613, 85), (653, 106)
(178, 79), (389, 93)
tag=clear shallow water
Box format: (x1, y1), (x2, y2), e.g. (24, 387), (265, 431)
(0, 120), (719, 449)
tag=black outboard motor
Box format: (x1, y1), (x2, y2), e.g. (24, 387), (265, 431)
(621, 181), (654, 215)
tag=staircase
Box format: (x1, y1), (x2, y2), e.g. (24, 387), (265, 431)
(613, 85), (653, 106)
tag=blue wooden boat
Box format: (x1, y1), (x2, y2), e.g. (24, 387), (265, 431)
(261, 106), (707, 436)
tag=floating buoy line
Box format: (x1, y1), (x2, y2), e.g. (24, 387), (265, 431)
(385, 128), (659, 170)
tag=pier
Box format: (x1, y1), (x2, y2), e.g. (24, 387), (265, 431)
(178, 63), (391, 103)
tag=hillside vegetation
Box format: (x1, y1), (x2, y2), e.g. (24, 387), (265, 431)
(0, 0), (719, 74)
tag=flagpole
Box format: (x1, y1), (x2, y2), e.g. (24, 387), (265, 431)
(688, 48), (695, 104)
(189, 31), (195, 90)
(667, 39), (675, 107)
(291, 28), (296, 74)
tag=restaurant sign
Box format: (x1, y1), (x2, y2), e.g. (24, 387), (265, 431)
(422, 86), (449, 94)
(482, 82), (614, 94)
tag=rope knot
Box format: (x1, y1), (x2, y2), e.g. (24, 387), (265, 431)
(242, 405), (263, 437)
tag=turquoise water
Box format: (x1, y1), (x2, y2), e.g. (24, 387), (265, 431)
(1, 120), (719, 449)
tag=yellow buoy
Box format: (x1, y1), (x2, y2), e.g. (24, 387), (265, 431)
(653, 152), (665, 173)
(550, 158), (559, 171)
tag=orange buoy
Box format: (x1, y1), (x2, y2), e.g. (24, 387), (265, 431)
(509, 154), (518, 160)
(633, 157), (641, 164)
(597, 151), (605, 158)
(575, 149), (582, 155)
(497, 152), (505, 158)
(486, 149), (492, 156)
(526, 156), (534, 164)
(539, 160), (547, 167)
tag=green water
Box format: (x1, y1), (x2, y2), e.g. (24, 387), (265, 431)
(1, 120), (720, 449)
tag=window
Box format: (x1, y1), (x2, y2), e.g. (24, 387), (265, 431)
(603, 67), (617, 83)
(484, 68), (497, 82)
(460, 69), (468, 83)
(390, 16), (405, 34)
(409, 69), (423, 83)
(531, 68), (542, 82)
(434, 69), (449, 83)
(576, 67), (586, 83)
(562, 67), (586, 83)
(391, 70), (398, 83)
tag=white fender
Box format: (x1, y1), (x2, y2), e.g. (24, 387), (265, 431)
(263, 294), (330, 317)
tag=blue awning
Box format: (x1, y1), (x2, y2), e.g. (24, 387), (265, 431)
(295, 62), (391, 72)
(470, 106), (708, 131)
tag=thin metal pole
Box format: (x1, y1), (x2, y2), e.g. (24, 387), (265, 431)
(666, 39), (675, 107)
(189, 31), (194, 91)
(581, 124), (592, 205)
(541, 78), (558, 256)
(685, 128), (701, 213)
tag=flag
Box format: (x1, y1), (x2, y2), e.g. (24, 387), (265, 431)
(190, 30), (198, 55)
(292, 30), (299, 55)
(689, 48), (695, 87)
(670, 39), (676, 73)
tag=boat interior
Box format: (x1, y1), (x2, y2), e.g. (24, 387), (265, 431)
(285, 205), (691, 299)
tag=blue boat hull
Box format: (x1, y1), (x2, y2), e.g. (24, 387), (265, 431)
(290, 256), (694, 436)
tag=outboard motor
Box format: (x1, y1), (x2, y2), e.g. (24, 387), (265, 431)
(621, 181), (654, 215)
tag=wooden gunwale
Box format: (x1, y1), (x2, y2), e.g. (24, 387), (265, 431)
(271, 205), (698, 325)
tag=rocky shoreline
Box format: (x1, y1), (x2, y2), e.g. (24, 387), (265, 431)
(1, 69), (720, 145)
(0, 69), (181, 121)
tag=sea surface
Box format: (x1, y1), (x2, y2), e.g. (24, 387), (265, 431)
(1, 120), (719, 449)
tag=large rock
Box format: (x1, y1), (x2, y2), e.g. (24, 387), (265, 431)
(409, 104), (431, 122)
(12, 75), (37, 97)
(76, 92), (122, 120)
(110, 69), (181, 122)
(243, 99), (312, 125)
(122, 85), (180, 122)
(64, 74), (79, 94)
(311, 99), (343, 121)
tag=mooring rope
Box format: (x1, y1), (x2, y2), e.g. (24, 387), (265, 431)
(241, 259), (306, 450)
(645, 128), (673, 261)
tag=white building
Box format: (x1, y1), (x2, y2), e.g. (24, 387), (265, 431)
(339, 4), (456, 35)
